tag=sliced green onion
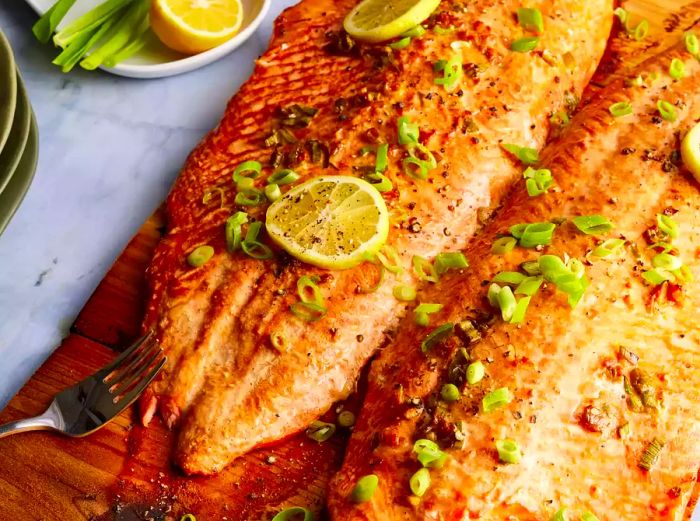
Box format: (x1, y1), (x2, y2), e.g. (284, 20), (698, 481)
(517, 7), (544, 33)
(181, 515), (196, 521)
(53, 0), (130, 48)
(685, 31), (699, 55)
(515, 276), (543, 296)
(638, 438), (664, 471)
(669, 58), (686, 80)
(502, 143), (539, 165)
(511, 36), (539, 53)
(572, 215), (614, 235)
(401, 25), (426, 38)
(567, 258), (585, 279)
(398, 116), (419, 145)
(440, 383), (461, 402)
(550, 110), (570, 127)
(435, 252), (469, 275)
(268, 169), (300, 186)
(413, 256), (439, 283)
(517, 222), (556, 248)
(241, 221), (274, 260)
(265, 183), (282, 202)
(433, 59), (447, 72)
(187, 245), (214, 267)
(524, 167), (554, 196)
(609, 101), (633, 118)
(297, 275), (323, 305)
(413, 439), (447, 468)
(592, 238), (626, 257)
(642, 268), (673, 285)
(434, 52), (463, 91)
(32, 0), (78, 43)
(393, 285), (417, 301)
(389, 36), (411, 49)
(492, 236), (517, 254)
(510, 296), (531, 324)
(236, 177), (255, 191)
(375, 143), (389, 172)
(487, 283), (502, 307)
(415, 303), (443, 314)
(415, 313), (430, 327)
(581, 512), (600, 521)
(403, 157), (430, 180)
(613, 7), (628, 24)
(337, 410), (355, 428)
(434, 25), (455, 35)
(495, 439), (522, 464)
(289, 301), (327, 322)
(551, 507), (568, 521)
(225, 211), (248, 252)
(203, 187), (225, 207)
(421, 323), (454, 352)
(657, 100), (677, 122)
(306, 420), (335, 442)
(496, 286), (517, 321)
(407, 143), (437, 168)
(633, 19), (649, 41)
(376, 245), (403, 274)
(482, 387), (513, 412)
(272, 507), (314, 521)
(466, 360), (485, 385)
(493, 271), (527, 285)
(652, 252), (683, 270)
(538, 254), (588, 307)
(409, 468), (431, 497)
(235, 188), (266, 206)
(648, 241), (675, 254)
(657, 213), (679, 239)
(350, 474), (379, 503)
(521, 260), (542, 275)
(232, 160), (262, 183)
(359, 262), (385, 294)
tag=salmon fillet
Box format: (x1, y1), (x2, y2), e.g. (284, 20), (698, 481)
(142, 0), (612, 474)
(328, 31), (700, 521)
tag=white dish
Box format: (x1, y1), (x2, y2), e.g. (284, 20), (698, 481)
(23, 0), (271, 79)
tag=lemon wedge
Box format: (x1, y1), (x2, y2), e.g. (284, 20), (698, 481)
(681, 122), (700, 183)
(150, 0), (244, 55)
(265, 176), (390, 270)
(343, 0), (441, 43)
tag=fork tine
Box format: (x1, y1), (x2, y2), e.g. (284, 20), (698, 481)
(111, 356), (166, 413)
(97, 331), (155, 378)
(106, 336), (159, 386)
(110, 348), (163, 398)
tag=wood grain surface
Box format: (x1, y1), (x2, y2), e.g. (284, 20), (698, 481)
(2, 1), (699, 519)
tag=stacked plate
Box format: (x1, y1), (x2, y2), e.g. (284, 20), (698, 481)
(0, 30), (39, 236)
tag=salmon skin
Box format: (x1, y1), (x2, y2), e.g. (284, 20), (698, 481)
(328, 32), (700, 521)
(142, 0), (612, 475)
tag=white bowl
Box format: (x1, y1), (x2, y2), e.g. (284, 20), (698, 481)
(24, 0), (271, 79)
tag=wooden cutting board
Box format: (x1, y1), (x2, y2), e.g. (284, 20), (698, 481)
(2, 2), (699, 519)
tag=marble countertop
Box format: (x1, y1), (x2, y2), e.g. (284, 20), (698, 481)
(0, 0), (297, 408)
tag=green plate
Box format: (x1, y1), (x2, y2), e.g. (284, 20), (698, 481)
(0, 110), (38, 236)
(0, 71), (32, 196)
(0, 31), (17, 156)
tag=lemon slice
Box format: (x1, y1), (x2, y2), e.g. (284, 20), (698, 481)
(681, 122), (700, 183)
(150, 0), (244, 55)
(266, 176), (390, 270)
(343, 0), (441, 43)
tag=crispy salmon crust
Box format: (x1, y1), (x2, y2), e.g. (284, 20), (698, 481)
(328, 34), (700, 521)
(142, 0), (612, 474)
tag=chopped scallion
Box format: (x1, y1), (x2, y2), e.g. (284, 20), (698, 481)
(268, 169), (300, 186)
(550, 507), (568, 521)
(511, 36), (539, 53)
(466, 360), (485, 385)
(413, 256), (439, 283)
(641, 268), (673, 285)
(482, 387), (513, 412)
(638, 437), (664, 470)
(401, 25), (426, 38)
(493, 271), (527, 285)
(685, 31), (699, 55)
(657, 213), (679, 238)
(517, 7), (544, 33)
(305, 420), (335, 442)
(633, 19), (649, 41)
(225, 211), (248, 252)
(235, 188), (266, 206)
(523, 167), (554, 196)
(609, 101), (633, 118)
(389, 36), (411, 49)
(376, 143), (389, 172)
(592, 238), (625, 257)
(495, 439), (522, 464)
(669, 58), (685, 80)
(572, 215), (614, 235)
(581, 512), (600, 521)
(376, 245), (403, 274)
(502, 143), (539, 165)
(434, 52), (463, 91)
(350, 474), (379, 503)
(492, 236), (517, 254)
(510, 296), (531, 324)
(652, 252), (682, 271)
(337, 410), (355, 428)
(496, 285), (517, 321)
(613, 7), (628, 24)
(365, 173), (393, 192)
(398, 116), (419, 145)
(393, 285), (417, 301)
(420, 323), (454, 352)
(435, 252), (469, 275)
(272, 507), (314, 521)
(232, 160), (262, 183)
(415, 303), (443, 314)
(241, 221), (273, 259)
(187, 245), (214, 267)
(512, 222), (556, 248)
(440, 383), (461, 402)
(265, 183), (282, 202)
(515, 276), (543, 296)
(409, 468), (431, 497)
(657, 100), (677, 122)
(289, 301), (327, 321)
(413, 439), (447, 468)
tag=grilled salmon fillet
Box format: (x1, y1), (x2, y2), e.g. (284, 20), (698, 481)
(141, 0), (612, 474)
(328, 33), (700, 521)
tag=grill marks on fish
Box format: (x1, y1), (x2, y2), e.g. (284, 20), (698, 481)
(328, 40), (700, 520)
(143, 0), (613, 475)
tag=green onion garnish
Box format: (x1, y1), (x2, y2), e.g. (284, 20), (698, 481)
(652, 252), (683, 270)
(403, 157), (430, 180)
(404, 143), (438, 180)
(538, 254), (589, 307)
(414, 303), (443, 326)
(434, 25), (455, 35)
(496, 285), (517, 321)
(413, 439), (448, 468)
(376, 143), (389, 172)
(638, 437), (664, 470)
(413, 256), (439, 283)
(613, 7), (628, 24)
(350, 474), (379, 503)
(401, 25), (426, 38)
(365, 173), (393, 192)
(492, 236), (517, 254)
(435, 252), (469, 275)
(297, 275), (323, 304)
(642, 268), (673, 285)
(669, 58), (685, 80)
(633, 19), (649, 41)
(434, 52), (463, 91)
(521, 260), (542, 275)
(493, 271), (527, 285)
(515, 276), (543, 296)
(523, 167), (554, 196)
(421, 323), (454, 352)
(581, 511), (600, 521)
(235, 188), (266, 206)
(272, 507), (314, 521)
(511, 36), (539, 53)
(232, 160), (262, 183)
(592, 238), (625, 257)
(393, 285), (417, 301)
(236, 177), (255, 191)
(495, 439), (522, 464)
(289, 301), (327, 322)
(509, 296), (531, 324)
(268, 169), (300, 186)
(502, 143), (540, 165)
(181, 515), (196, 521)
(398, 116), (419, 145)
(572, 215), (614, 235)
(202, 187), (225, 207)
(376, 245), (403, 274)
(265, 183), (282, 202)
(440, 383), (461, 402)
(517, 7), (544, 33)
(305, 420), (336, 442)
(32, 0), (77, 43)
(225, 211), (248, 252)
(550, 507), (568, 521)
(337, 410), (355, 428)
(409, 468), (431, 497)
(241, 221), (273, 259)
(657, 213), (679, 238)
(466, 360), (485, 385)
(657, 100), (677, 122)
(511, 222), (556, 247)
(685, 31), (699, 55)
(187, 245), (214, 268)
(482, 387), (513, 412)
(389, 36), (412, 49)
(609, 101), (633, 118)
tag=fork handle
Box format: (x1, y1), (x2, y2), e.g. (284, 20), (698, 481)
(0, 401), (62, 439)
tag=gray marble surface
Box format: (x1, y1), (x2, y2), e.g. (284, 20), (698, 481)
(0, 0), (297, 408)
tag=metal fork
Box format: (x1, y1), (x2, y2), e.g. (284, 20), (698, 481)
(0, 332), (165, 439)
